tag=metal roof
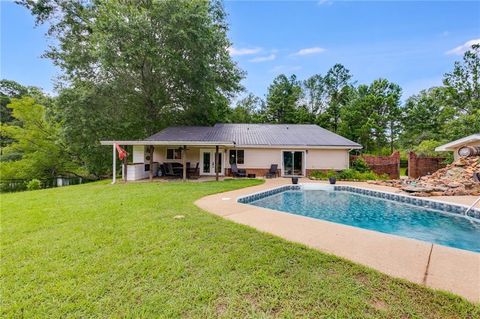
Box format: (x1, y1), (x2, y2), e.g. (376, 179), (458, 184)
(144, 124), (361, 148)
(435, 133), (480, 151)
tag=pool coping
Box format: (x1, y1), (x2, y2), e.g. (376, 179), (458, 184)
(238, 184), (480, 219)
(195, 179), (480, 303)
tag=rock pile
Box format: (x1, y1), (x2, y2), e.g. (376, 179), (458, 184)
(369, 156), (480, 197)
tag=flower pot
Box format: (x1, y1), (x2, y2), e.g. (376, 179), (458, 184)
(291, 177), (299, 184)
(328, 176), (336, 185)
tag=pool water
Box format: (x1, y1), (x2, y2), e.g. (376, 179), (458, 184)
(249, 190), (480, 253)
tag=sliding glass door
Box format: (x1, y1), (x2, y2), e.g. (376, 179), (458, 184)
(200, 149), (224, 175)
(282, 151), (304, 176)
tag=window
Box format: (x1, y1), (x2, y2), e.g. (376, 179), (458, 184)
(229, 150), (244, 165)
(166, 148), (182, 160)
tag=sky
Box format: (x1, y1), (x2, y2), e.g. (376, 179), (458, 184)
(1, 0), (479, 100)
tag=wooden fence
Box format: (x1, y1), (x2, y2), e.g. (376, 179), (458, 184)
(351, 151), (400, 179)
(407, 152), (446, 179)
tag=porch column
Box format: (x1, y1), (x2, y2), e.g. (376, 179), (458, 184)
(123, 147), (128, 183)
(149, 146), (154, 181)
(112, 143), (116, 184)
(215, 145), (219, 181)
(182, 145), (187, 182)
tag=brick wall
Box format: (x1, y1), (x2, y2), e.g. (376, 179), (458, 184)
(407, 152), (446, 179)
(351, 151), (400, 179)
(226, 168), (281, 178)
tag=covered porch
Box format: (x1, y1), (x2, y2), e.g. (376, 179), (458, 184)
(100, 141), (234, 183)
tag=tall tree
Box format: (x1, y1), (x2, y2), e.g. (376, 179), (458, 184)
(400, 87), (451, 147)
(19, 0), (244, 135)
(228, 93), (264, 123)
(303, 74), (326, 116)
(322, 64), (354, 132)
(265, 74), (303, 123)
(339, 79), (401, 153)
(442, 44), (480, 139)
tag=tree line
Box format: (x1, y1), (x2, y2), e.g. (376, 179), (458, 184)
(229, 45), (479, 155)
(1, 0), (479, 180)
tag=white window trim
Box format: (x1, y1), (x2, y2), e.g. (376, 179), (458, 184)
(165, 147), (182, 161)
(229, 149), (245, 165)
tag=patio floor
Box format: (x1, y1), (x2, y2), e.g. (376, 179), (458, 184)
(195, 178), (480, 303)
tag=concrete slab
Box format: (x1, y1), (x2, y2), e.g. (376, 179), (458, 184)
(195, 178), (480, 302)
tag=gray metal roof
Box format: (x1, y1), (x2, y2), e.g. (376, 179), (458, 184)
(145, 124), (361, 148)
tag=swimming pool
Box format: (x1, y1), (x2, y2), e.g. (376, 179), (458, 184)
(240, 185), (480, 253)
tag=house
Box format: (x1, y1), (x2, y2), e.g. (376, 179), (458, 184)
(100, 124), (362, 182)
(435, 133), (480, 160)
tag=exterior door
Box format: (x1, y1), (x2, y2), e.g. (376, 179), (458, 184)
(282, 151), (304, 176)
(200, 150), (224, 175)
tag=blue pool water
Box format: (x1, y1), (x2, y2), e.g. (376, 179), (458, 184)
(249, 190), (480, 252)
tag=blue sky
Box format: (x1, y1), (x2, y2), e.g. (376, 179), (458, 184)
(1, 1), (479, 100)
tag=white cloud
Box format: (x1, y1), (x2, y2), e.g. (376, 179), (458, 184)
(228, 47), (262, 56)
(249, 54), (276, 63)
(446, 39), (480, 55)
(293, 47), (326, 56)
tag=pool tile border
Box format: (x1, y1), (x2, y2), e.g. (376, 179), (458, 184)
(237, 185), (301, 204)
(238, 184), (480, 219)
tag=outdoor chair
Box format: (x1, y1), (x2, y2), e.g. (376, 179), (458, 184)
(165, 163), (177, 176)
(231, 163), (246, 177)
(265, 164), (279, 178)
(187, 162), (200, 179)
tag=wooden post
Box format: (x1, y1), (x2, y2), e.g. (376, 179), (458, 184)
(112, 143), (116, 184)
(215, 145), (219, 181)
(149, 146), (154, 181)
(182, 145), (187, 182)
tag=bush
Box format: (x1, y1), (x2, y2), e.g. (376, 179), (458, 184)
(351, 158), (371, 173)
(26, 179), (42, 191)
(309, 169), (386, 181)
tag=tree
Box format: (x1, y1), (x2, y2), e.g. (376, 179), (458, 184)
(442, 44), (480, 140)
(265, 74), (303, 123)
(228, 93), (265, 123)
(303, 74), (326, 116)
(339, 79), (401, 153)
(0, 97), (82, 179)
(19, 0), (244, 135)
(400, 87), (451, 147)
(0, 80), (54, 158)
(322, 64), (354, 132)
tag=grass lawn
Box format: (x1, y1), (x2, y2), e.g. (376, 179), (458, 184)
(1, 180), (478, 318)
(400, 167), (407, 176)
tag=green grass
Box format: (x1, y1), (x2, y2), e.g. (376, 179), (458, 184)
(1, 180), (478, 318)
(400, 167), (407, 176)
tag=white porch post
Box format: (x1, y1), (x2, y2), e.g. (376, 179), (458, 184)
(112, 143), (116, 184)
(182, 145), (187, 182)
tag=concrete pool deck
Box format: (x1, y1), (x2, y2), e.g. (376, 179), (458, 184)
(195, 178), (480, 303)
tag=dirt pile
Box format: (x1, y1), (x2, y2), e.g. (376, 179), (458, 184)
(369, 156), (480, 197)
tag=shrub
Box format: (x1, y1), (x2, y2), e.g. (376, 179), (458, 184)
(310, 171), (326, 179)
(351, 158), (371, 173)
(309, 168), (386, 181)
(26, 179), (42, 191)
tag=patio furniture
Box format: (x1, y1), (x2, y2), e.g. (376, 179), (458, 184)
(265, 164), (279, 178)
(231, 163), (246, 177)
(160, 164), (174, 177)
(187, 162), (200, 179)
